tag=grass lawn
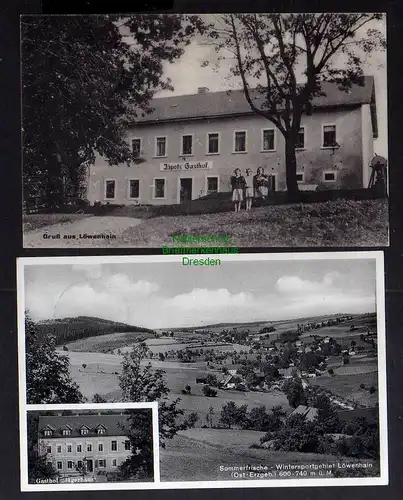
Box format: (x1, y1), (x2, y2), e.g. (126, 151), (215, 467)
(120, 199), (388, 247)
(23, 213), (93, 231)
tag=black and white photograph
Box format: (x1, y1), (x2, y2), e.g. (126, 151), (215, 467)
(21, 13), (388, 248)
(17, 253), (388, 488)
(22, 404), (158, 491)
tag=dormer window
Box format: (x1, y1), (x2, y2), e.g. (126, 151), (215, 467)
(79, 425), (90, 436)
(61, 429), (71, 436)
(96, 425), (107, 435)
(42, 425), (55, 437)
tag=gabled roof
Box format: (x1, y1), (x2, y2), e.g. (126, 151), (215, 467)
(134, 76), (376, 127)
(289, 405), (319, 422)
(221, 374), (236, 386)
(38, 414), (132, 439)
(283, 367), (294, 376)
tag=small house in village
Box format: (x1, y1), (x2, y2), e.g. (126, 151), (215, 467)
(288, 405), (319, 422)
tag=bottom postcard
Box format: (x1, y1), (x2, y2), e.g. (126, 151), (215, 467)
(17, 252), (388, 489)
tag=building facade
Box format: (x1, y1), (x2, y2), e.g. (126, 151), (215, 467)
(37, 414), (133, 478)
(87, 77), (378, 206)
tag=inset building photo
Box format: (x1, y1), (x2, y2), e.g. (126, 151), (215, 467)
(24, 405), (158, 488)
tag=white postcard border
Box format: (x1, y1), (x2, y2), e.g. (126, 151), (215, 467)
(17, 251), (388, 490)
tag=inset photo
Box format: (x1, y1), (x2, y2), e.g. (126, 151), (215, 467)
(21, 404), (159, 491)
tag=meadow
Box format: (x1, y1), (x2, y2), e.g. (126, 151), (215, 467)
(160, 430), (379, 482)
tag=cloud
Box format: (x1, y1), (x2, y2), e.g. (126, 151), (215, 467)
(25, 271), (374, 330)
(276, 272), (344, 295)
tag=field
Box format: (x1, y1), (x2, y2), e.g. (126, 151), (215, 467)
(66, 331), (155, 352)
(64, 350), (291, 418)
(311, 371), (378, 407)
(119, 199), (388, 247)
(23, 213), (93, 231)
(24, 198), (389, 247)
(160, 429), (379, 481)
(36, 316), (154, 346)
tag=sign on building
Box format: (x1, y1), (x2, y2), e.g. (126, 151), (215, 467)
(160, 161), (213, 172)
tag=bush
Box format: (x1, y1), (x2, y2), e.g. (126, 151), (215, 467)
(202, 385), (217, 397)
(272, 415), (320, 453)
(360, 383), (366, 389)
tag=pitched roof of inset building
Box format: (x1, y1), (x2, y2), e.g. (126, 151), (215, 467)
(38, 414), (134, 438)
(134, 76), (376, 130)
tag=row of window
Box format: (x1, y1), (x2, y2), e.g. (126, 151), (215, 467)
(43, 428), (106, 437)
(53, 458), (121, 471)
(103, 170), (338, 201)
(131, 125), (338, 158)
(104, 176), (221, 201)
(46, 440), (131, 454)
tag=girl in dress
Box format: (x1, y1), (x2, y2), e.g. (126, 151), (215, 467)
(244, 168), (254, 210)
(230, 168), (245, 212)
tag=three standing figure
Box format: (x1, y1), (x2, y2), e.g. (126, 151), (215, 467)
(230, 166), (270, 212)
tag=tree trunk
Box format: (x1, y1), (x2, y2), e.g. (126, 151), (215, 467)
(284, 137), (300, 202)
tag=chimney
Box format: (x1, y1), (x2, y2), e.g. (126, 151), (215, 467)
(197, 87), (209, 94)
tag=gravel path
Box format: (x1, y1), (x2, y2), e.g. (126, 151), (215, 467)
(23, 216), (143, 248)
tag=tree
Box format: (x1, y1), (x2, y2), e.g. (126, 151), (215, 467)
(219, 401), (248, 429)
(272, 414), (320, 452)
(118, 409), (154, 480)
(206, 374), (219, 387)
(22, 15), (203, 209)
(200, 14), (385, 199)
(202, 385), (218, 397)
(27, 413), (58, 484)
(118, 345), (197, 447)
(92, 393), (107, 403)
(207, 405), (215, 428)
(314, 394), (342, 433)
(25, 316), (84, 404)
(282, 377), (307, 408)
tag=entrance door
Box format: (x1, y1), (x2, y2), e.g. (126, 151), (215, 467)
(87, 459), (93, 473)
(179, 178), (192, 202)
(267, 175), (276, 191)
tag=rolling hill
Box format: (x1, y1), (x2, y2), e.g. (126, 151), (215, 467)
(35, 316), (155, 345)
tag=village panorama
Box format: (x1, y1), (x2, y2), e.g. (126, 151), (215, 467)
(21, 256), (384, 484)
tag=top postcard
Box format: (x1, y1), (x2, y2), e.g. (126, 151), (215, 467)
(21, 13), (389, 248)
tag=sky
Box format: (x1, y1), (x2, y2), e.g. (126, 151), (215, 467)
(151, 14), (388, 158)
(24, 259), (376, 329)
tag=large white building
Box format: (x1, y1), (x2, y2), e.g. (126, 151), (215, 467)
(87, 76), (378, 206)
(37, 414), (133, 478)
